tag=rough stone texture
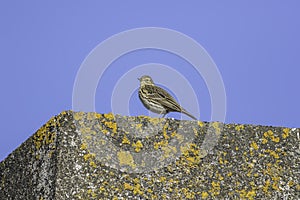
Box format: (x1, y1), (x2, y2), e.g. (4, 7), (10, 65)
(0, 111), (299, 199)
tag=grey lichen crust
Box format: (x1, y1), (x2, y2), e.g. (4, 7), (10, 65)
(0, 111), (299, 199)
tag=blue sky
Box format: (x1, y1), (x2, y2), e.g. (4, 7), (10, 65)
(1, 1), (299, 161)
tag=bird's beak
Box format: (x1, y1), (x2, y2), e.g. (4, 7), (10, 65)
(137, 78), (140, 81)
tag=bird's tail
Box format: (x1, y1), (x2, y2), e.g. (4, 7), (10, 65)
(181, 109), (197, 120)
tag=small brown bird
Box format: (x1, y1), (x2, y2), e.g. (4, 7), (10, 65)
(138, 75), (197, 120)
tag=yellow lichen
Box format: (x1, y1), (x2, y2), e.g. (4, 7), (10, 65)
(104, 121), (117, 133)
(147, 188), (153, 193)
(87, 112), (97, 120)
(122, 135), (131, 145)
(161, 145), (177, 160)
(288, 180), (294, 186)
(246, 190), (256, 199)
(201, 191), (209, 199)
(163, 130), (170, 140)
(235, 125), (244, 131)
(212, 122), (221, 134)
(159, 176), (166, 183)
(264, 130), (273, 138)
(209, 181), (221, 196)
(263, 179), (271, 193)
(238, 189), (256, 200)
(83, 153), (95, 161)
(149, 117), (161, 125)
(272, 136), (280, 143)
(133, 183), (143, 195)
(104, 113), (114, 120)
(89, 161), (97, 168)
(73, 112), (84, 120)
(33, 117), (57, 150)
(133, 140), (143, 152)
(282, 128), (290, 139)
(265, 149), (280, 159)
(182, 188), (195, 199)
(80, 143), (87, 150)
(198, 121), (204, 127)
(87, 189), (96, 198)
(261, 138), (268, 144)
(124, 182), (133, 190)
(174, 132), (184, 142)
(180, 143), (202, 165)
(135, 123), (143, 130)
(250, 141), (259, 150)
(117, 151), (136, 169)
(153, 140), (168, 150)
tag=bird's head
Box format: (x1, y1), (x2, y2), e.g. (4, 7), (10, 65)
(138, 75), (154, 86)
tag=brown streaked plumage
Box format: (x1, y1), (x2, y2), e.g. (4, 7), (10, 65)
(138, 75), (197, 120)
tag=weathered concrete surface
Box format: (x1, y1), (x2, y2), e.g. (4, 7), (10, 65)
(0, 111), (299, 199)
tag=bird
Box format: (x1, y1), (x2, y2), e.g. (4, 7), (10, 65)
(138, 75), (197, 120)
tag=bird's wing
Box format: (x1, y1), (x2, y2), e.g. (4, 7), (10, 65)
(144, 85), (182, 112)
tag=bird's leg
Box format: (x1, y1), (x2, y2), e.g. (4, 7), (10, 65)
(161, 111), (168, 118)
(160, 111), (167, 118)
